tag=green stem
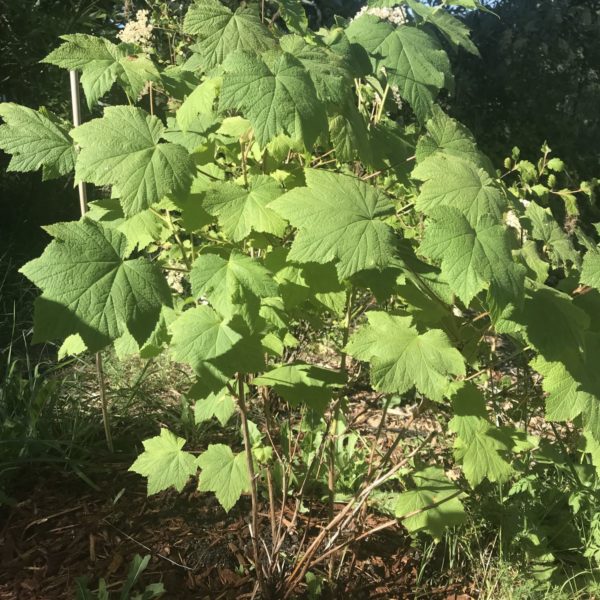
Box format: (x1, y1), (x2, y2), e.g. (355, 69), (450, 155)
(166, 210), (192, 271)
(374, 83), (390, 124)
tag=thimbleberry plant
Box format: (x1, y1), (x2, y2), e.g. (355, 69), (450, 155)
(2, 0), (600, 594)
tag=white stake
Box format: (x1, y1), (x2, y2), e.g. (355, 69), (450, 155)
(69, 71), (113, 453)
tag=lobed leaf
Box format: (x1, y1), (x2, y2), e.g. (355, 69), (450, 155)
(71, 106), (194, 216)
(20, 219), (171, 352)
(197, 444), (250, 512)
(129, 429), (198, 495)
(183, 0), (275, 70)
(0, 103), (75, 179)
(219, 50), (327, 149)
(346, 311), (465, 401)
(346, 16), (452, 121)
(269, 169), (397, 280)
(43, 34), (160, 108)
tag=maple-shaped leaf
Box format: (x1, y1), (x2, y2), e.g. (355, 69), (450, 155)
(370, 117), (414, 182)
(169, 305), (242, 373)
(525, 203), (580, 267)
(581, 250), (600, 291)
(19, 219), (171, 352)
(269, 169), (396, 280)
(197, 444), (250, 512)
(43, 34), (160, 108)
(254, 363), (345, 413)
(190, 251), (278, 322)
(407, 0), (479, 55)
(346, 312), (464, 401)
(162, 115), (219, 153)
(395, 467), (466, 539)
(328, 99), (373, 163)
(415, 106), (487, 168)
(203, 176), (287, 241)
(183, 0), (275, 71)
(71, 106), (194, 216)
(194, 389), (236, 427)
(279, 34), (352, 106)
(420, 207), (525, 307)
(219, 50), (327, 149)
(176, 77), (221, 132)
(346, 16), (451, 121)
(0, 103), (75, 180)
(117, 208), (170, 254)
(449, 385), (513, 486)
(530, 356), (589, 422)
(514, 287), (588, 366)
(129, 429), (198, 494)
(413, 153), (506, 224)
(276, 0), (308, 33)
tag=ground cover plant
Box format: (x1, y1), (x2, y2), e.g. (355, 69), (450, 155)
(1, 0), (600, 597)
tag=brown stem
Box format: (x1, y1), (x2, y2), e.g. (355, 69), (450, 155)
(237, 374), (266, 595)
(284, 433), (434, 597)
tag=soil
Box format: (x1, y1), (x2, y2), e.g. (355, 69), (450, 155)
(0, 465), (424, 599)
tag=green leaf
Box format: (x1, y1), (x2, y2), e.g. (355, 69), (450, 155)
(269, 169), (396, 279)
(176, 77), (221, 131)
(220, 50), (327, 149)
(531, 356), (589, 422)
(395, 467), (465, 539)
(183, 0), (275, 70)
(406, 0), (479, 55)
(328, 100), (373, 163)
(118, 209), (170, 254)
(121, 555), (150, 600)
(43, 34), (160, 108)
(0, 103), (76, 179)
(162, 115), (219, 153)
(413, 153), (506, 224)
(197, 444), (250, 512)
(57, 334), (87, 360)
(190, 251), (278, 321)
(515, 287), (588, 365)
(129, 429), (197, 495)
(169, 306), (242, 373)
(346, 311), (464, 401)
(420, 208), (525, 307)
(20, 219), (171, 352)
(194, 389), (236, 426)
(449, 384), (513, 486)
(254, 363), (345, 413)
(279, 35), (352, 106)
(346, 17), (452, 121)
(581, 250), (600, 291)
(525, 202), (579, 267)
(370, 117), (413, 182)
(415, 106), (486, 168)
(203, 176), (287, 241)
(71, 106), (194, 217)
(277, 0), (308, 33)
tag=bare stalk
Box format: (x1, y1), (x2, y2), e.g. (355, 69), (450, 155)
(237, 374), (266, 595)
(284, 432), (434, 597)
(95, 353), (114, 453)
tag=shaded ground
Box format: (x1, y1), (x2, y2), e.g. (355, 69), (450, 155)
(0, 464), (455, 599)
(0, 382), (471, 600)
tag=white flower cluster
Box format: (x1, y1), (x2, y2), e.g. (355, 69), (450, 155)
(117, 9), (154, 48)
(390, 84), (403, 109)
(353, 4), (407, 26)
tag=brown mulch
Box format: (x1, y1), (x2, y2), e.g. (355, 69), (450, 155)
(0, 459), (470, 600)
